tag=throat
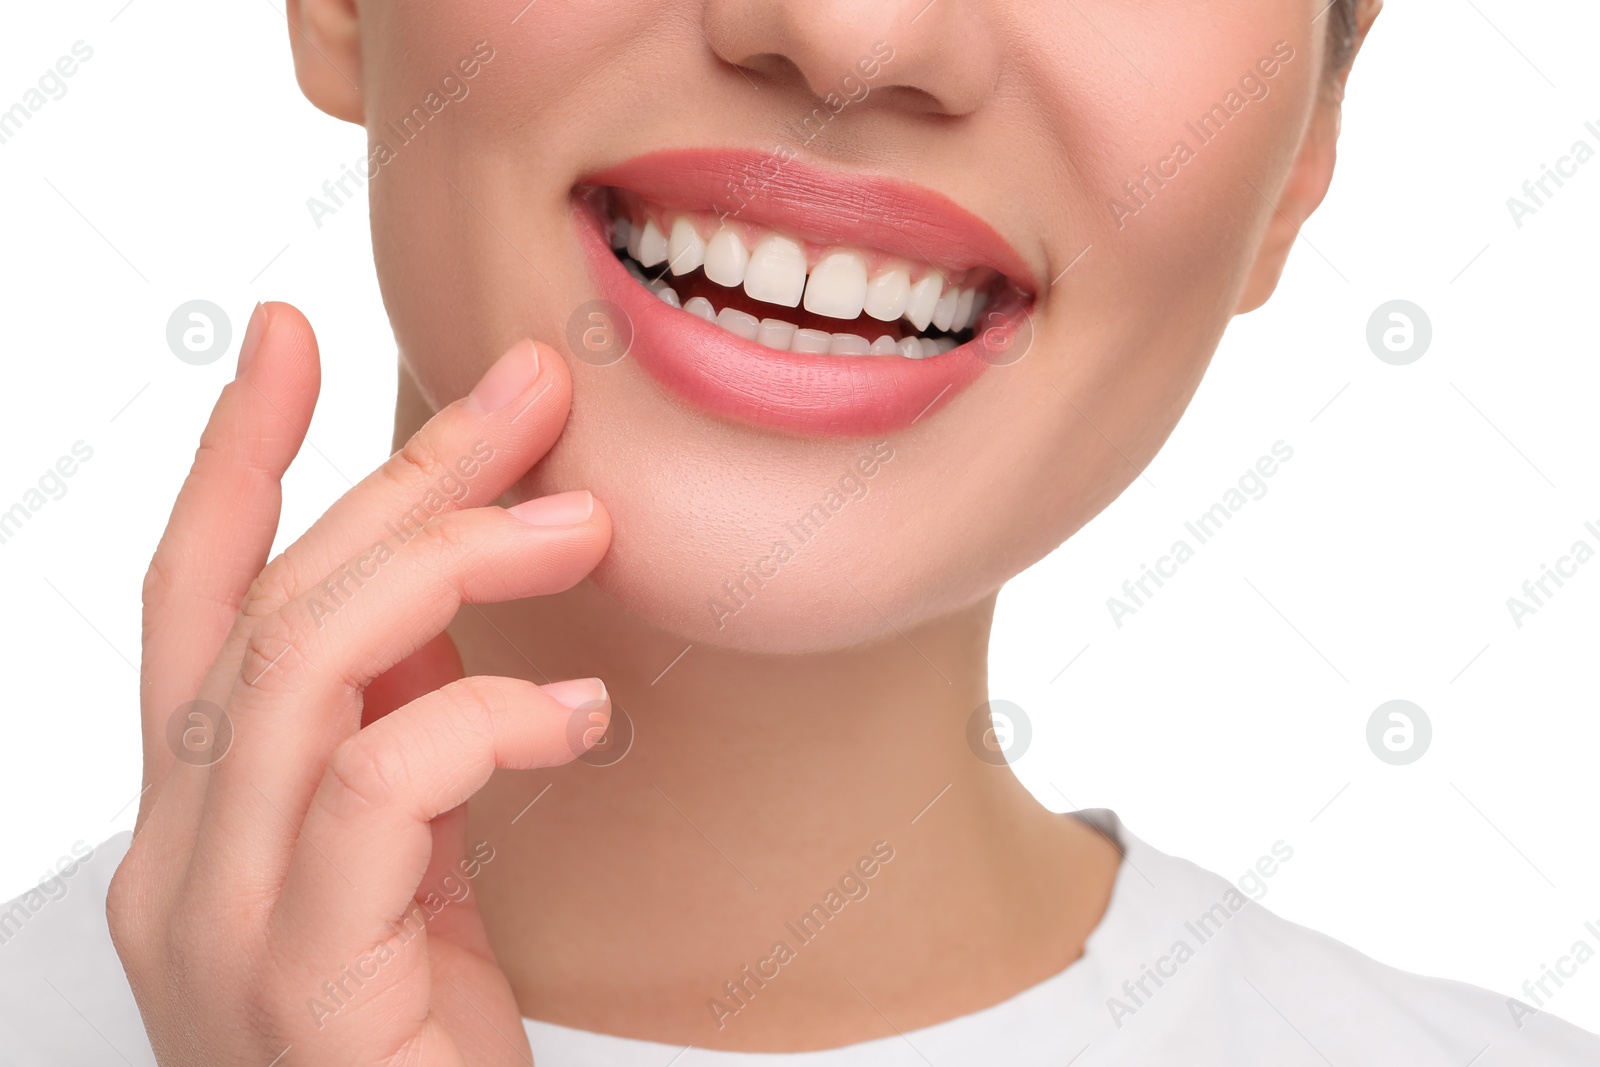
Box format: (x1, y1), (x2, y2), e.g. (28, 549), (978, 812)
(452, 590), (1119, 1052)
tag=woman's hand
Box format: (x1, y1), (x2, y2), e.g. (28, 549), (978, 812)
(107, 302), (611, 1065)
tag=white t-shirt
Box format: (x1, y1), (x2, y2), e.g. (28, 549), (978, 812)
(2, 810), (1594, 1065)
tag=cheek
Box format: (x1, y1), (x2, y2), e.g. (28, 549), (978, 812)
(1076, 19), (1319, 304)
(364, 0), (668, 404)
(998, 8), (1322, 514)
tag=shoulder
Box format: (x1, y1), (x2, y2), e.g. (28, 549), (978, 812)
(0, 833), (157, 1067)
(1080, 811), (1600, 1065)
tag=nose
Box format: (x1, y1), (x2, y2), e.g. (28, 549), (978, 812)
(701, 0), (1002, 117)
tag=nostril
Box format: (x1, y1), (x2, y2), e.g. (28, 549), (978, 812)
(850, 82), (943, 116)
(727, 51), (807, 88)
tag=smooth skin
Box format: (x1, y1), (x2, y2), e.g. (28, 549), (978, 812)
(288, 0), (1381, 660)
(110, 0), (1384, 1061)
(109, 305), (611, 1064)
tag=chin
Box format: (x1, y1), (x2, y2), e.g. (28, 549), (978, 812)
(585, 539), (992, 657)
(523, 427), (995, 656)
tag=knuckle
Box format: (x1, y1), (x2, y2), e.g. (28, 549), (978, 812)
(241, 552), (304, 621)
(104, 863), (148, 963)
(143, 545), (249, 634)
(105, 845), (181, 979)
(441, 679), (501, 744)
(237, 616), (313, 696)
(194, 419), (230, 462)
(412, 512), (474, 566)
(389, 432), (453, 493)
(140, 549), (175, 618)
(197, 411), (280, 485)
(195, 404), (247, 465)
(325, 735), (409, 814)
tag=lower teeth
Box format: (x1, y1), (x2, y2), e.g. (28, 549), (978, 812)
(620, 250), (968, 359)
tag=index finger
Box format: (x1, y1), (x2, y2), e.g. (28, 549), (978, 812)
(233, 336), (572, 625)
(139, 302), (318, 806)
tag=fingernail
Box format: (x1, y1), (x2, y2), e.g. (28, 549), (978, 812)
(236, 303), (266, 379)
(541, 677), (608, 710)
(508, 490), (593, 527)
(463, 339), (541, 413)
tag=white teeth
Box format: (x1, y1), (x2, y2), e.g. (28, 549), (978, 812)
(716, 307), (761, 341)
(904, 273), (942, 331)
(636, 219), (668, 268)
(668, 217), (704, 276)
(792, 328), (832, 354)
(704, 226), (750, 287)
(863, 266), (911, 322)
(953, 288), (975, 331)
(743, 234), (807, 308)
(829, 333), (871, 356)
(932, 286), (959, 332)
(803, 250), (868, 320)
(758, 317), (797, 350)
(645, 272), (957, 360)
(616, 204), (991, 358)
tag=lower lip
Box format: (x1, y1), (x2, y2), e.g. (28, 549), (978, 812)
(574, 197), (1012, 437)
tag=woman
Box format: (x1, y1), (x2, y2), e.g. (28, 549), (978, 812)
(2, 0), (1596, 1063)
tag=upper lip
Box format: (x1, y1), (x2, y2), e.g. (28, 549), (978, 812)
(582, 148), (1039, 297)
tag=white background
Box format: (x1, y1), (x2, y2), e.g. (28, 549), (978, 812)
(2, 0), (1597, 1035)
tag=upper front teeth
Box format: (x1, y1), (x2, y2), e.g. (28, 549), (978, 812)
(864, 266), (911, 322)
(744, 234), (806, 307)
(804, 251), (869, 320)
(611, 203), (993, 336)
(668, 217), (704, 275)
(704, 226), (750, 288)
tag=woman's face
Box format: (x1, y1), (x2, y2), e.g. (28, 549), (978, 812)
(348, 0), (1336, 654)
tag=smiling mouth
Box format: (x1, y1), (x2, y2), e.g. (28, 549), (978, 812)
(600, 188), (1002, 360)
(574, 149), (1035, 436)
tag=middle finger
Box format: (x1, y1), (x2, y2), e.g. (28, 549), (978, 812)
(197, 492), (609, 881)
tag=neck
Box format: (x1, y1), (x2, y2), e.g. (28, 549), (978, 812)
(394, 368), (1120, 1051)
